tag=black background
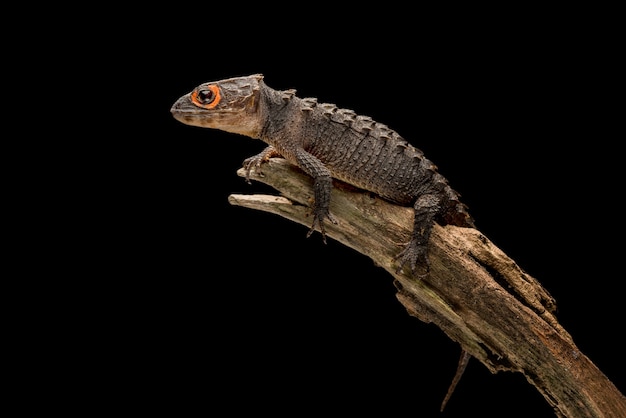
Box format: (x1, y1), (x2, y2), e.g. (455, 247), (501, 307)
(63, 6), (623, 417)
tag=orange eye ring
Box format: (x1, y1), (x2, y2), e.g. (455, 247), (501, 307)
(191, 85), (221, 109)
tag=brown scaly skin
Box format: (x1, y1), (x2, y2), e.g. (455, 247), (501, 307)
(171, 74), (475, 275)
(171, 75), (476, 410)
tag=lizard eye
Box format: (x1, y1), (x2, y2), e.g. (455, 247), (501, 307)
(191, 85), (221, 109)
(197, 89), (215, 102)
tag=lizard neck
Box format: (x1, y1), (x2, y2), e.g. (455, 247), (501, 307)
(257, 84), (304, 156)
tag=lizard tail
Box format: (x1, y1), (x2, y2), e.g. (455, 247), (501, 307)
(440, 349), (472, 412)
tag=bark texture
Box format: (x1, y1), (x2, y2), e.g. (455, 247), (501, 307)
(228, 158), (626, 418)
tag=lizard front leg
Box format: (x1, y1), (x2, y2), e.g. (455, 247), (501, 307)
(294, 149), (338, 243)
(242, 146), (282, 184)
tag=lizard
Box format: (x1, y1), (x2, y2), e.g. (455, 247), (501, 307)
(170, 74), (476, 274)
(170, 74), (476, 409)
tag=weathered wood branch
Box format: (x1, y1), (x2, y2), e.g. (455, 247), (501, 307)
(228, 158), (626, 418)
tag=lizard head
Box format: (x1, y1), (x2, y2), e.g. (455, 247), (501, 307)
(171, 74), (264, 137)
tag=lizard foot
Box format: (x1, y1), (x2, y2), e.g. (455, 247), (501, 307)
(306, 211), (338, 245)
(242, 147), (282, 184)
(393, 241), (430, 278)
(242, 155), (269, 184)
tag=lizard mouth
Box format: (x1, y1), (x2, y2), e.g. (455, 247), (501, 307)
(170, 98), (238, 130)
(170, 95), (208, 126)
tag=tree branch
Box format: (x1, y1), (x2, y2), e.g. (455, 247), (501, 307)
(228, 158), (626, 418)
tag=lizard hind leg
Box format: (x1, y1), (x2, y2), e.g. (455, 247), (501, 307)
(394, 194), (441, 277)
